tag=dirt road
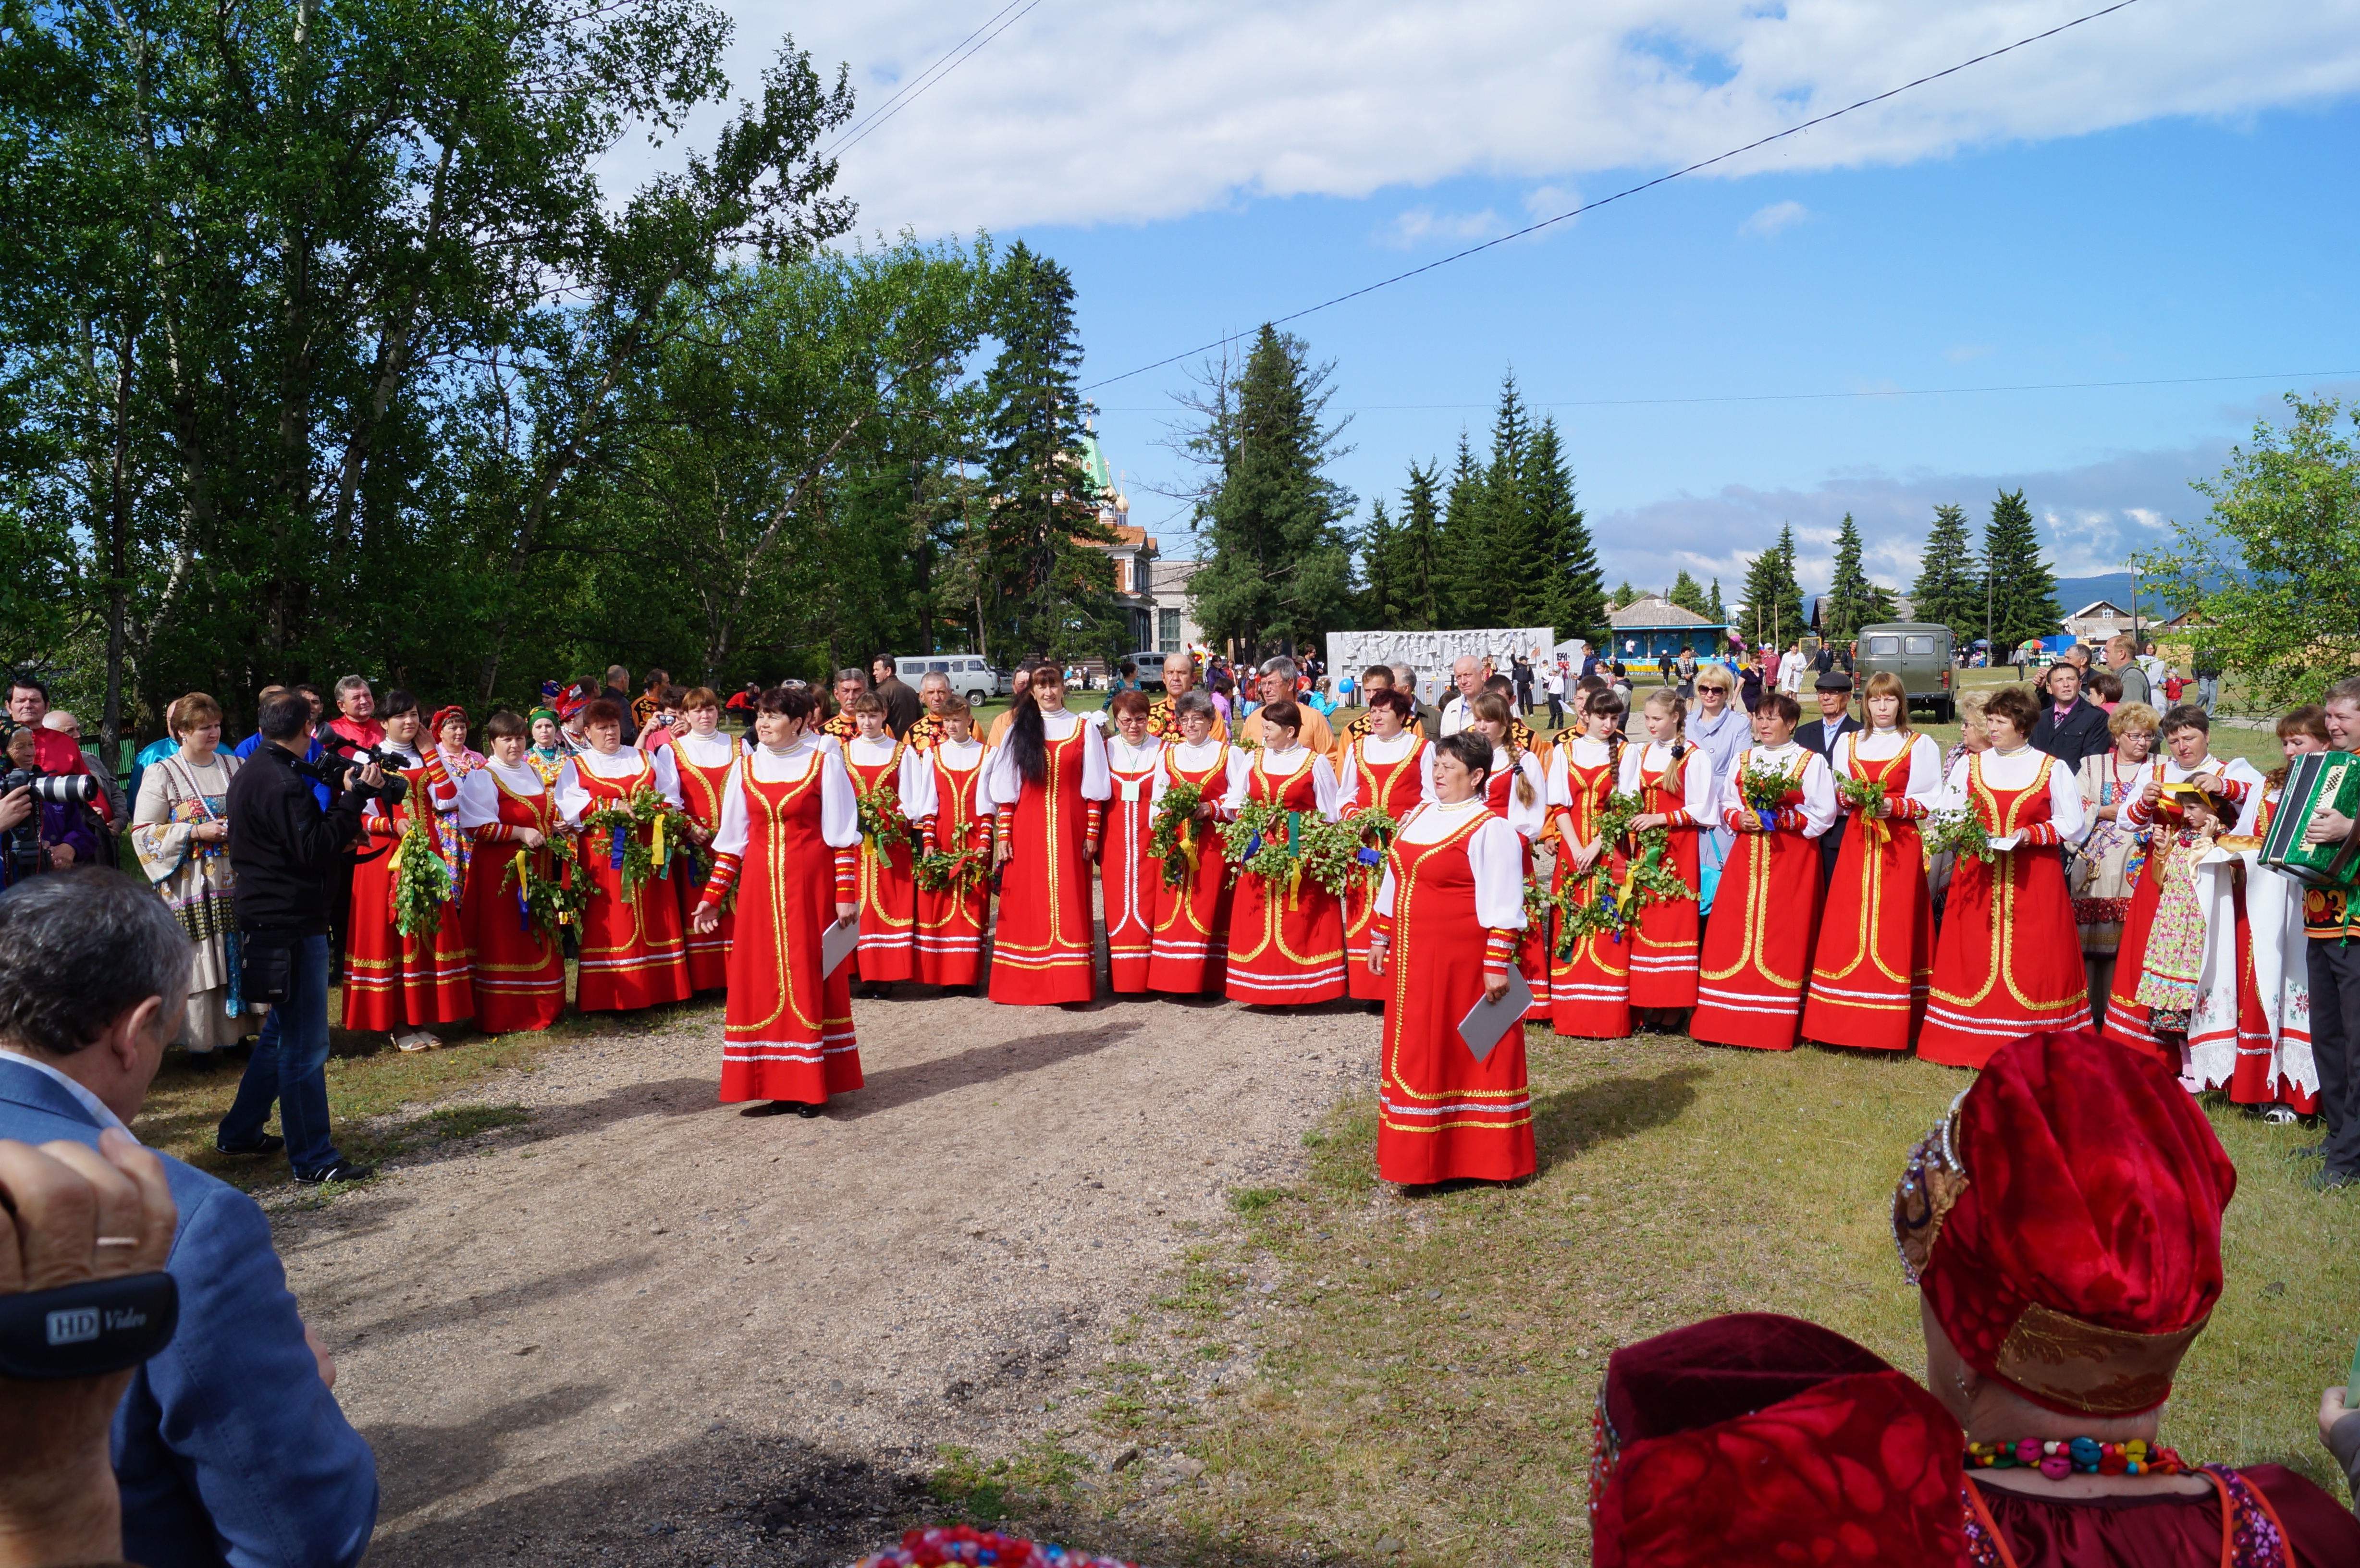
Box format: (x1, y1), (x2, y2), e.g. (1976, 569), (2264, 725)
(276, 989), (1377, 1565)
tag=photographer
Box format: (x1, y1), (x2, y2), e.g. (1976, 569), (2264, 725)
(216, 692), (377, 1184)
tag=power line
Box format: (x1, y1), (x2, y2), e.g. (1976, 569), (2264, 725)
(1093, 368), (2360, 415)
(1082, 0), (2147, 392)
(821, 0), (1050, 162)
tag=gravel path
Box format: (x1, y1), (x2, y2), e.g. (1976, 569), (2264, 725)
(272, 987), (1379, 1566)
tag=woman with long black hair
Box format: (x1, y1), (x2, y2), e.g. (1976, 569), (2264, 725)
(984, 663), (1110, 1004)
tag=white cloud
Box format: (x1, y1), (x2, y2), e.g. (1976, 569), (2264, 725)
(668, 0), (2360, 233)
(1739, 198), (1808, 238)
(1379, 206), (1506, 248)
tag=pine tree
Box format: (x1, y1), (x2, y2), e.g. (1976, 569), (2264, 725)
(1982, 488), (2061, 652)
(1668, 570), (1709, 617)
(1187, 325), (1358, 656)
(1392, 461), (1443, 630)
(1739, 525), (1807, 649)
(1909, 503), (1983, 646)
(975, 242), (1117, 660)
(1524, 416), (1603, 639)
(1821, 513), (1876, 644)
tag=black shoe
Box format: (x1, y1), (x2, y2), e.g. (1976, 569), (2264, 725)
(294, 1161), (377, 1185)
(215, 1132), (285, 1157)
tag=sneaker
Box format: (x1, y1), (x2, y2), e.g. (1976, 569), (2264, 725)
(294, 1161), (377, 1186)
(214, 1132), (285, 1157)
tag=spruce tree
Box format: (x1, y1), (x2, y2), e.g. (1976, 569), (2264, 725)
(1982, 488), (2061, 652)
(1524, 416), (1603, 639)
(1821, 513), (1876, 644)
(1393, 461), (1443, 630)
(1909, 503), (1983, 645)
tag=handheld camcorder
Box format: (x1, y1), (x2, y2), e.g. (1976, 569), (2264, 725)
(297, 739), (408, 807)
(0, 766), (99, 875)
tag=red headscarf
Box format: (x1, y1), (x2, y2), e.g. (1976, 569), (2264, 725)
(1899, 1029), (2236, 1416)
(1590, 1314), (1964, 1567)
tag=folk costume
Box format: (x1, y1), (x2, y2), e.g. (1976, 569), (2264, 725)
(1689, 741), (1836, 1052)
(1799, 727), (1942, 1052)
(1336, 730), (1434, 1001)
(553, 745), (691, 1013)
(1545, 735), (1630, 1039)
(1103, 734), (1167, 993)
(1616, 740), (1716, 1012)
(2103, 754), (2263, 1061)
(697, 738), (862, 1106)
(1372, 798), (1534, 1185)
(1915, 747), (2090, 1068)
(1146, 740), (1247, 994)
(671, 729), (739, 991)
(843, 734), (924, 984)
(2070, 749), (2154, 1017)
(1222, 744), (1348, 1005)
(984, 710), (1111, 1005)
(911, 735), (996, 988)
(1902, 1031), (2360, 1567)
(455, 759), (567, 1033)
(129, 750), (245, 1052)
(344, 741), (476, 1033)
(1484, 743), (1554, 1023)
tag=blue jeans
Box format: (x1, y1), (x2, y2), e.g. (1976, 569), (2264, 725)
(218, 933), (342, 1175)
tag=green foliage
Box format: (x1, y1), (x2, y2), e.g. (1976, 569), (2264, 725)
(1982, 489), (2061, 651)
(1910, 503), (1984, 644)
(1738, 526), (1806, 648)
(2135, 395), (2360, 709)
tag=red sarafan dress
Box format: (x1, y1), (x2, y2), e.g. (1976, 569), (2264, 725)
(554, 746), (692, 1013)
(984, 710), (1110, 1005)
(1147, 740), (1244, 994)
(844, 735), (922, 983)
(344, 745), (475, 1031)
(912, 736), (995, 988)
(1374, 800), (1535, 1185)
(456, 759), (567, 1033)
(698, 740), (862, 1104)
(1339, 731), (1431, 1001)
(1801, 730), (1941, 1052)
(1690, 743), (1835, 1052)
(2103, 753), (2262, 1061)
(1484, 746), (1554, 1023)
(1103, 735), (1167, 993)
(671, 730), (738, 992)
(1224, 745), (1347, 1005)
(1620, 740), (1714, 1010)
(1918, 747), (2093, 1068)
(1547, 735), (1629, 1039)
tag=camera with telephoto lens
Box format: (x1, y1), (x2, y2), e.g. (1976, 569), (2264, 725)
(0, 766), (98, 874)
(296, 740), (408, 807)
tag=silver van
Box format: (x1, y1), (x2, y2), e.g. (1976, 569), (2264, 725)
(1853, 623), (1956, 723)
(893, 655), (1007, 706)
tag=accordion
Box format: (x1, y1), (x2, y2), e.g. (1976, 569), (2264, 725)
(2259, 750), (2360, 886)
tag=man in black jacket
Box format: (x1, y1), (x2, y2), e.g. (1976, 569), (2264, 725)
(216, 692), (380, 1183)
(2030, 661), (2112, 770)
(1794, 671), (1860, 884)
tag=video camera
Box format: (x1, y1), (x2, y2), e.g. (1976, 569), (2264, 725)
(296, 738), (408, 807)
(0, 766), (98, 875)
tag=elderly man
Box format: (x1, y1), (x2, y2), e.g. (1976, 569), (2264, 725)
(7, 679), (108, 821)
(1437, 655), (1487, 736)
(1147, 652), (1228, 741)
(2103, 635), (2151, 707)
(907, 671), (953, 750)
(1239, 656), (1333, 753)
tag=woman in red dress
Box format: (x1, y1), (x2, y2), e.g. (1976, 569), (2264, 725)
(1147, 689), (1245, 994)
(911, 699), (996, 990)
(1101, 690), (1165, 994)
(1618, 689), (1716, 1029)
(985, 665), (1110, 1004)
(842, 693), (922, 992)
(1801, 672), (1942, 1052)
(1336, 688), (1432, 1003)
(1546, 689), (1630, 1039)
(1370, 731), (1534, 1186)
(456, 708), (567, 1033)
(670, 686), (738, 992)
(1917, 684), (2091, 1067)
(1690, 692), (1836, 1052)
(1469, 692), (1552, 1023)
(1221, 698), (1347, 1006)
(691, 686), (861, 1115)
(553, 698), (692, 1013)
(344, 689), (475, 1048)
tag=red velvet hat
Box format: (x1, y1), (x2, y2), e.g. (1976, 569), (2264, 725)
(1895, 1029), (2237, 1417)
(1589, 1315), (1965, 1567)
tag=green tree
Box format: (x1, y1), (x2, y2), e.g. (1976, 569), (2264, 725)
(1667, 570), (1710, 617)
(2136, 394), (2360, 707)
(1820, 514), (1877, 644)
(1909, 503), (1983, 646)
(1523, 416), (1603, 638)
(1739, 526), (1806, 648)
(1185, 324), (1356, 656)
(1983, 488), (2061, 652)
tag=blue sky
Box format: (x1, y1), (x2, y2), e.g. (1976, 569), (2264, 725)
(651, 0), (2360, 600)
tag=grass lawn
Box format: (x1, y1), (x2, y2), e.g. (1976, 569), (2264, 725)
(1027, 1029), (2356, 1567)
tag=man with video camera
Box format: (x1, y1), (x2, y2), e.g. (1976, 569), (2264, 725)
(217, 691), (387, 1184)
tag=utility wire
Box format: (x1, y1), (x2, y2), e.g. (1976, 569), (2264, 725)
(1083, 0), (2147, 392)
(822, 0), (1050, 162)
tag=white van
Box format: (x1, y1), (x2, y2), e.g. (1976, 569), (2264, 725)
(894, 655), (1007, 706)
